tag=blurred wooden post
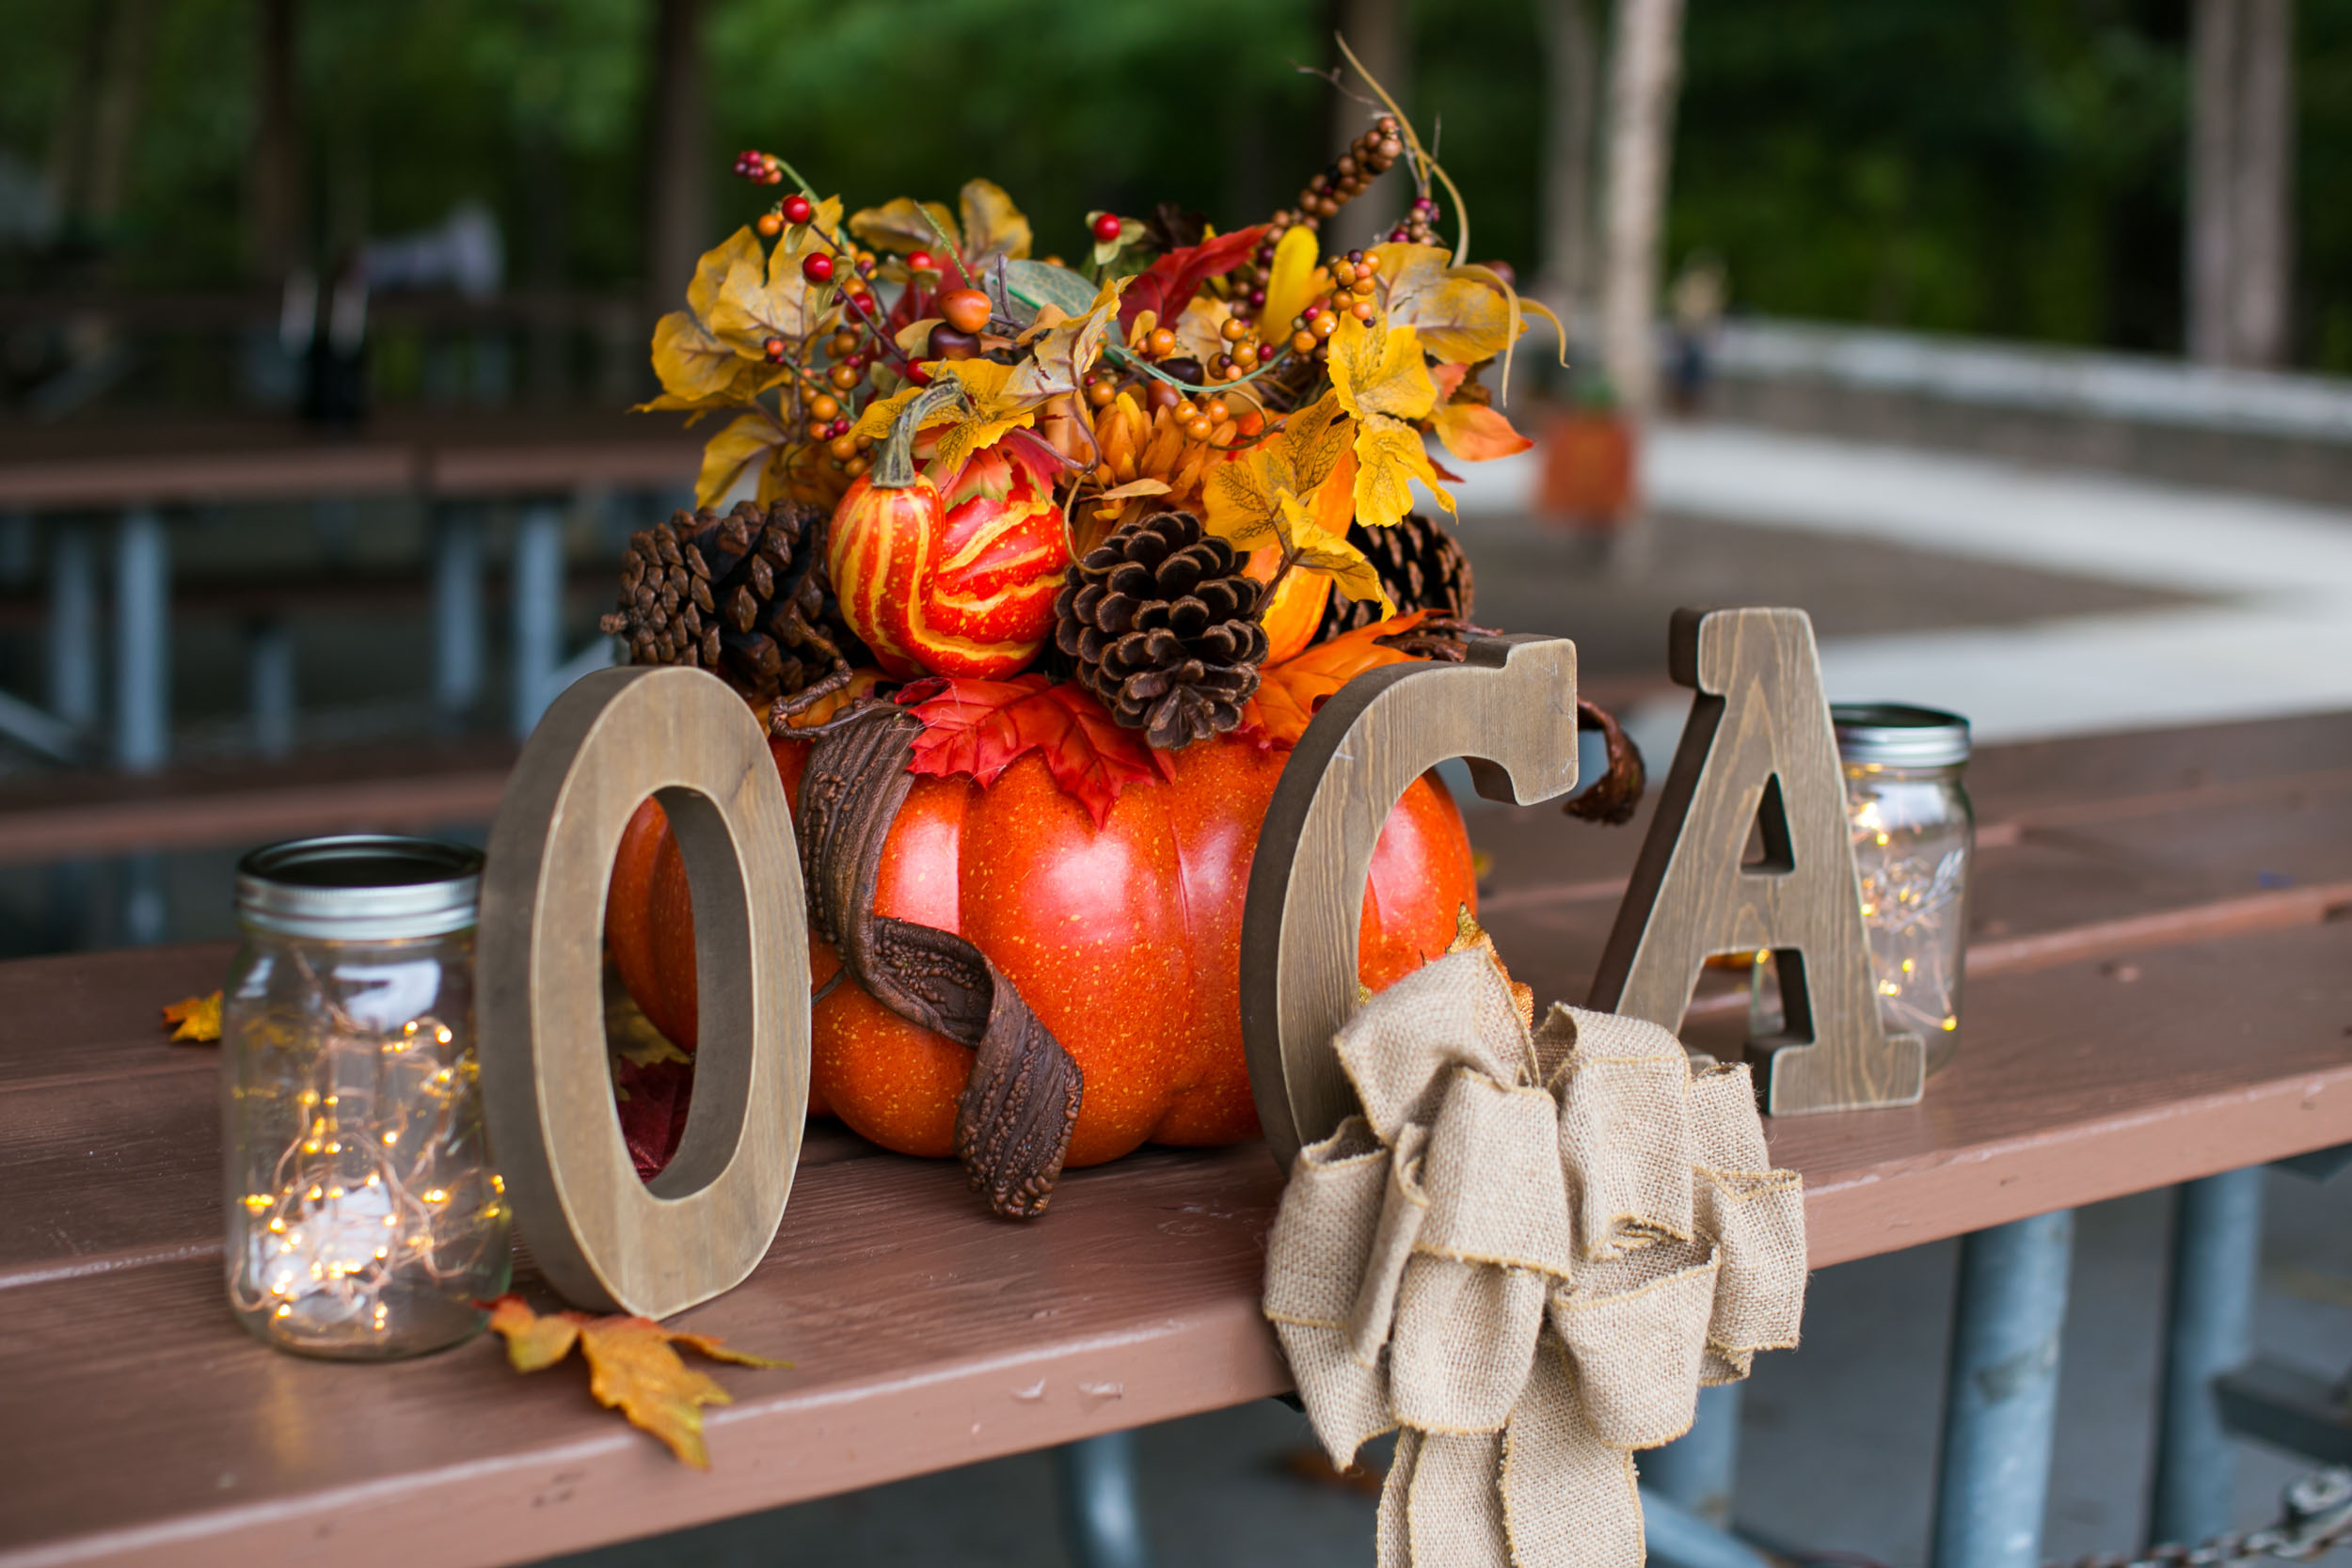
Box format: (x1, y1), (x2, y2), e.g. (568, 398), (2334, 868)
(1534, 0), (1599, 341)
(2187, 0), (2295, 369)
(1327, 0), (1411, 256)
(1595, 0), (1686, 575)
(644, 0), (710, 326)
(1598, 0), (1685, 418)
(248, 0), (304, 279)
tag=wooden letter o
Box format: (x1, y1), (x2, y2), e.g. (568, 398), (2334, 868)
(1241, 636), (1582, 1166)
(479, 666), (809, 1317)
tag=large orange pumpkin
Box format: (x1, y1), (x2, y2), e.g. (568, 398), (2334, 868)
(606, 732), (1476, 1167)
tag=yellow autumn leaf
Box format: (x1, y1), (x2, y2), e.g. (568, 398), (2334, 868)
(688, 228), (763, 324)
(644, 309), (752, 405)
(958, 179), (1032, 265)
(1353, 413), (1454, 531)
(708, 223), (837, 356)
(1004, 277), (1123, 403)
(1278, 490), (1391, 610)
(1371, 243), (1519, 365)
(160, 990), (222, 1043)
(1327, 314), (1438, 423)
(1202, 391), (1355, 551)
(1261, 227), (1324, 348)
(1172, 294), (1234, 366)
(850, 196), (959, 255)
(927, 357), (1041, 474)
(695, 412), (787, 509)
(486, 1295), (788, 1470)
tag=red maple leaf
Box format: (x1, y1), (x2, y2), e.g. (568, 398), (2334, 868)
(1119, 225), (1269, 334)
(613, 1056), (692, 1180)
(902, 675), (1174, 828)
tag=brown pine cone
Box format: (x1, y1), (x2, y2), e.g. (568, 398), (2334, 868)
(1316, 513), (1476, 640)
(1054, 511), (1268, 750)
(600, 499), (864, 720)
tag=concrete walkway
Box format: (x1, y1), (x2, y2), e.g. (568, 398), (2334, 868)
(1454, 423), (2352, 742)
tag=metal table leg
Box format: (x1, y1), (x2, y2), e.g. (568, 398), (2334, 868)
(2149, 1165), (2265, 1547)
(112, 507), (168, 773)
(432, 508), (485, 733)
(1644, 1381), (1744, 1528)
(1057, 1431), (1152, 1568)
(1930, 1208), (2076, 1568)
(511, 501), (564, 739)
(48, 522), (98, 734)
(1641, 1484), (1777, 1568)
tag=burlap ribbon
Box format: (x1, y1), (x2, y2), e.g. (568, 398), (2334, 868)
(1263, 949), (1806, 1567)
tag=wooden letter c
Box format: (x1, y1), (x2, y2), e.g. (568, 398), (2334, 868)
(1241, 636), (1583, 1167)
(479, 667), (809, 1317)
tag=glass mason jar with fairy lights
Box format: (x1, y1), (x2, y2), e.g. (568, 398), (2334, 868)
(1833, 705), (1975, 1072)
(223, 836), (509, 1357)
(1749, 705), (1975, 1073)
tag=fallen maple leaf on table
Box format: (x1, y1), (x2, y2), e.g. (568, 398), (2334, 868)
(486, 1295), (789, 1468)
(160, 991), (222, 1043)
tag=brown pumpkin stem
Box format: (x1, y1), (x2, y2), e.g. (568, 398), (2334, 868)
(797, 703), (1084, 1218)
(1564, 699), (1646, 826)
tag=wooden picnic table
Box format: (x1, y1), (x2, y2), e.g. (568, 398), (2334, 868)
(2, 709), (2348, 1568)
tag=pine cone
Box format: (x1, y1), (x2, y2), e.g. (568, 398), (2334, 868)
(1315, 513), (1476, 641)
(1054, 511), (1268, 750)
(600, 499), (864, 720)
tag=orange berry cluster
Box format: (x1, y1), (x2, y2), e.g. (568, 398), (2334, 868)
(1232, 117), (1405, 323)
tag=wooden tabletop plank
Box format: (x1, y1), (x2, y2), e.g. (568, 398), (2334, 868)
(2, 712), (2348, 1568)
(4, 915), (2347, 1568)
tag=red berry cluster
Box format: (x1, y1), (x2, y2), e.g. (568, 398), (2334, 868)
(733, 149), (785, 185)
(1387, 195), (1442, 247)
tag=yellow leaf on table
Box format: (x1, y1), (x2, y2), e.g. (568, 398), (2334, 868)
(958, 178), (1032, 266)
(1353, 414), (1455, 531)
(1433, 401), (1535, 463)
(485, 1294), (789, 1469)
(160, 990), (221, 1043)
(488, 1295), (580, 1371)
(1243, 612), (1427, 748)
(1261, 226), (1324, 348)
(696, 413), (788, 510)
(850, 197), (960, 256)
(1327, 315), (1437, 423)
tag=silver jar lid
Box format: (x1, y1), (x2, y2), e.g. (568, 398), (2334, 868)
(1831, 704), (1971, 769)
(236, 835), (484, 940)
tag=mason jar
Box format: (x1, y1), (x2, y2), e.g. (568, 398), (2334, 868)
(223, 835), (509, 1358)
(1834, 705), (1974, 1075)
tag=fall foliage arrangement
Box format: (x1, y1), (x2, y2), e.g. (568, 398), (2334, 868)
(604, 48), (1642, 1223)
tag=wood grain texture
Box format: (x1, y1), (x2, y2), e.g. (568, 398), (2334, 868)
(1240, 635), (1582, 1165)
(479, 667), (808, 1317)
(1588, 607), (1924, 1115)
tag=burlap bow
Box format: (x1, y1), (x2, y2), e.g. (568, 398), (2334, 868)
(1263, 949), (1806, 1567)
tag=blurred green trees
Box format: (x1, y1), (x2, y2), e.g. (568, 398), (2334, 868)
(3, 0), (2346, 368)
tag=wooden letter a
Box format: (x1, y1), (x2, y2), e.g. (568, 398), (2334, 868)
(1589, 607), (1924, 1114)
